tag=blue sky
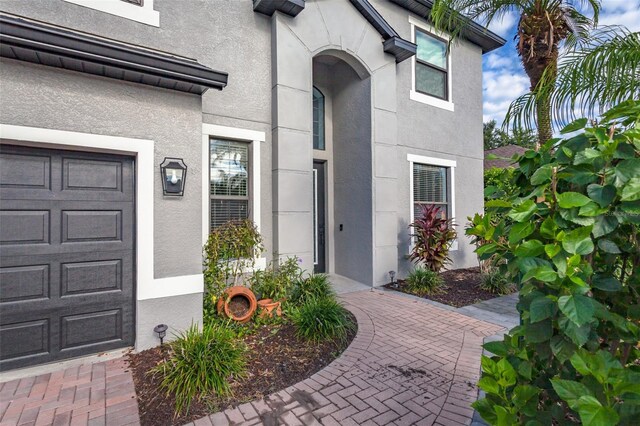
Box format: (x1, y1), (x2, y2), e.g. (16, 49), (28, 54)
(482, 1), (640, 126)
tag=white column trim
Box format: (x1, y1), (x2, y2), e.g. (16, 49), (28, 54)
(0, 123), (204, 301)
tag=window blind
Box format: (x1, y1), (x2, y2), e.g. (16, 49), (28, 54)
(210, 138), (249, 229)
(413, 163), (448, 218)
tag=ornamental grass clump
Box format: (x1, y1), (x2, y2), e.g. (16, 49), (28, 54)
(466, 101), (640, 425)
(291, 296), (354, 343)
(479, 268), (515, 295)
(405, 268), (445, 296)
(152, 323), (246, 416)
(289, 274), (334, 304)
(409, 204), (457, 272)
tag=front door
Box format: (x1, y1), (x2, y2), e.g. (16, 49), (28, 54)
(313, 161), (326, 273)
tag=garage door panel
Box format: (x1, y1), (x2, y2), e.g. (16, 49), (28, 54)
(63, 158), (122, 191)
(60, 309), (123, 350)
(0, 152), (51, 189)
(61, 259), (122, 296)
(62, 210), (122, 242)
(0, 144), (135, 371)
(0, 319), (50, 362)
(0, 210), (50, 245)
(0, 264), (50, 303)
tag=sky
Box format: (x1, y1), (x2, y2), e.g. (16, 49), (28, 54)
(482, 1), (640, 127)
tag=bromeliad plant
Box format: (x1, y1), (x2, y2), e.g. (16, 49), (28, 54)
(467, 101), (640, 425)
(409, 204), (457, 272)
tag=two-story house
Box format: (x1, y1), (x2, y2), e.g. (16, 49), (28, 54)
(0, 0), (504, 371)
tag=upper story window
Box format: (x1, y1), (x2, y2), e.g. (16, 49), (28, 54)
(210, 138), (250, 230)
(415, 30), (448, 100)
(313, 86), (325, 151)
(63, 0), (159, 26)
(409, 16), (454, 111)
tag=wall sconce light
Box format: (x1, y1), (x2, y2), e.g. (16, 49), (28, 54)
(154, 324), (168, 345)
(160, 157), (187, 196)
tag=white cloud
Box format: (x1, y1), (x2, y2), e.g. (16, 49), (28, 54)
(482, 71), (530, 124)
(485, 53), (516, 69)
(486, 12), (518, 38)
(599, 3), (640, 32)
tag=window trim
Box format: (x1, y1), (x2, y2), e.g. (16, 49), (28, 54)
(407, 153), (457, 251)
(202, 124), (263, 248)
(409, 16), (454, 111)
(63, 0), (159, 27)
(312, 86), (326, 151)
(209, 138), (252, 231)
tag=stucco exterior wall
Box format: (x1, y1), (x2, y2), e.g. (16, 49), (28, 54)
(371, 0), (485, 272)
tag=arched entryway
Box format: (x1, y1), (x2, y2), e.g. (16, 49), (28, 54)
(311, 53), (373, 284)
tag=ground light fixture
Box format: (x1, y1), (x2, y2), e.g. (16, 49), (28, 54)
(389, 270), (396, 287)
(154, 324), (168, 345)
(159, 157), (187, 196)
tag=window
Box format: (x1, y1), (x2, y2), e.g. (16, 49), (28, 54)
(413, 163), (450, 219)
(313, 86), (325, 150)
(63, 0), (159, 26)
(415, 29), (448, 100)
(209, 138), (250, 230)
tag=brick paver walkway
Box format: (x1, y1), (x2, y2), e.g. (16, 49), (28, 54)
(189, 290), (504, 426)
(0, 357), (139, 426)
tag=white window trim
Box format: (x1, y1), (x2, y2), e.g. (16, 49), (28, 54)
(0, 123), (203, 302)
(202, 123), (266, 269)
(63, 0), (159, 27)
(407, 153), (458, 251)
(409, 16), (454, 112)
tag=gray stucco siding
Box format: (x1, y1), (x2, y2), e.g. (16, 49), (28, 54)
(0, 59), (204, 280)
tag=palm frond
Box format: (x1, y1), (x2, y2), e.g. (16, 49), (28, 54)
(505, 26), (640, 132)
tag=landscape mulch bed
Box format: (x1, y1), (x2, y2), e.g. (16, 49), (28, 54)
(384, 267), (514, 308)
(127, 316), (357, 426)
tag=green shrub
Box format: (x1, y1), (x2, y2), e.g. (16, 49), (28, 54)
(479, 268), (514, 295)
(467, 101), (640, 425)
(409, 204), (457, 272)
(405, 268), (445, 296)
(484, 167), (518, 202)
(291, 297), (354, 343)
(152, 323), (246, 415)
(249, 257), (302, 301)
(203, 220), (263, 324)
(290, 274), (334, 304)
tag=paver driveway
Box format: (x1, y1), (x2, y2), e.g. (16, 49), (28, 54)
(0, 289), (504, 426)
(191, 290), (504, 426)
(0, 357), (138, 426)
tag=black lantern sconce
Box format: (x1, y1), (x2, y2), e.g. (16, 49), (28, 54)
(154, 324), (168, 345)
(160, 157), (187, 196)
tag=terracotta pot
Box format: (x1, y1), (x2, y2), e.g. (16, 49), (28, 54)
(216, 286), (257, 323)
(257, 299), (282, 319)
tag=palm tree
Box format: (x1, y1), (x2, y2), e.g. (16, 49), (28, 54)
(430, 0), (600, 145)
(505, 26), (640, 132)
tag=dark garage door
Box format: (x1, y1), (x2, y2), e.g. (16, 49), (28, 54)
(0, 144), (135, 371)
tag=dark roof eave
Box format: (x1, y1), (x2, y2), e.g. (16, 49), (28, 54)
(253, 0), (305, 17)
(389, 0), (506, 53)
(0, 14), (228, 94)
(349, 0), (416, 63)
